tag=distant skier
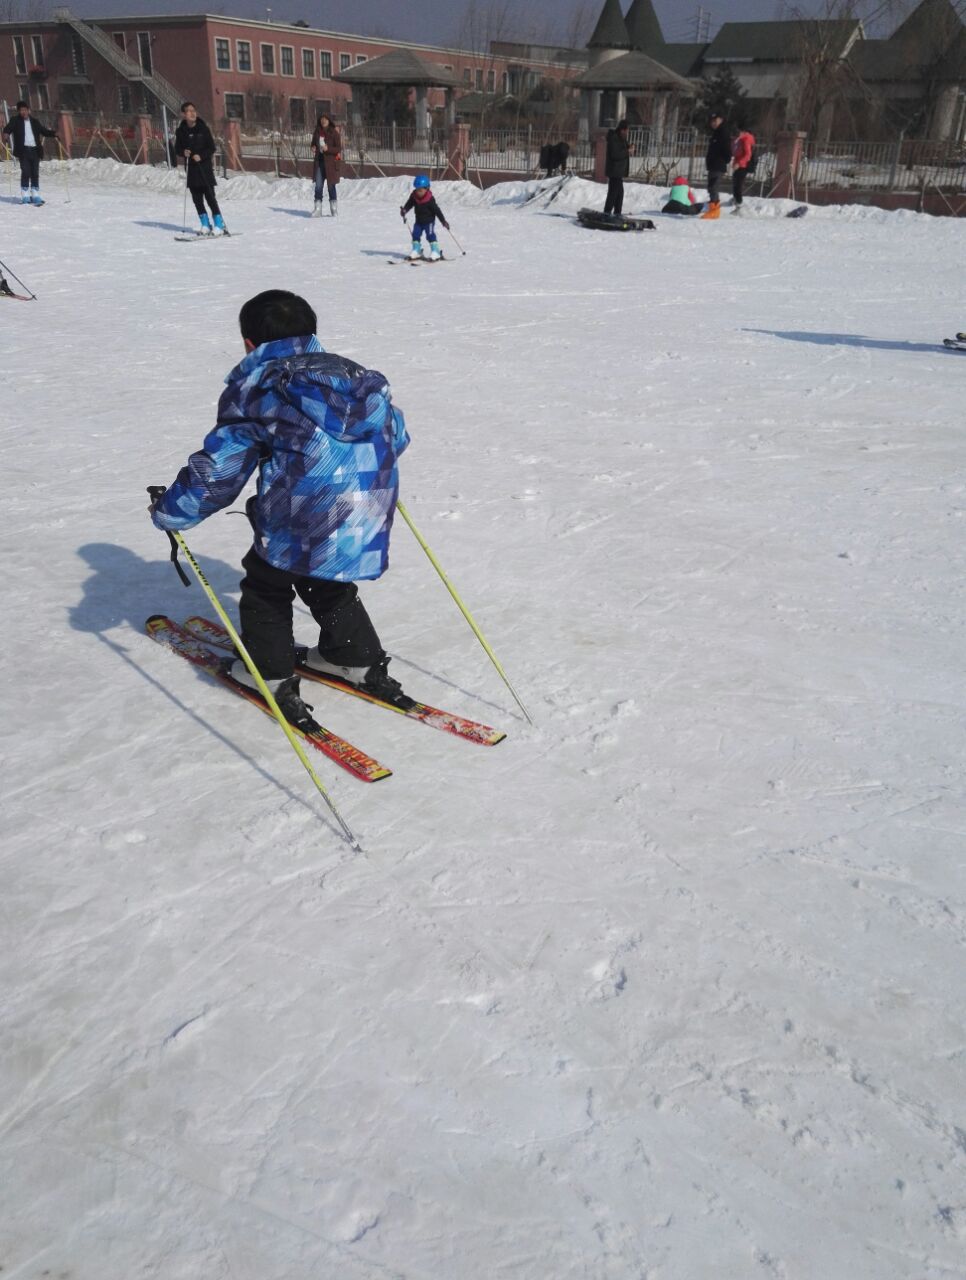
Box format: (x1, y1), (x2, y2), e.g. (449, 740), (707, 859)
(311, 112), (342, 217)
(662, 176), (703, 215)
(702, 112), (732, 220)
(400, 175), (449, 260)
(149, 289), (410, 729)
(603, 119), (631, 216)
(174, 101), (226, 236)
(731, 127), (756, 215)
(2, 101), (58, 206)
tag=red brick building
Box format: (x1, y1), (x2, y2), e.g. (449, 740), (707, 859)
(0, 11), (579, 132)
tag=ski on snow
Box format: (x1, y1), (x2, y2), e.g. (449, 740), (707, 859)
(942, 334), (966, 350)
(145, 615), (392, 782)
(180, 615), (506, 747)
(174, 231), (241, 242)
(388, 255), (448, 266)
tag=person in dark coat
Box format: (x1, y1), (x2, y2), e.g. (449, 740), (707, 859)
(604, 119), (631, 216)
(310, 113), (342, 217)
(2, 101), (58, 205)
(703, 112), (732, 218)
(174, 101), (226, 234)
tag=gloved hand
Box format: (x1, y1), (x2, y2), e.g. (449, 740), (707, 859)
(147, 484), (166, 515)
(400, 207), (406, 218)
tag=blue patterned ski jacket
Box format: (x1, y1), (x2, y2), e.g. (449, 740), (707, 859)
(152, 335), (409, 581)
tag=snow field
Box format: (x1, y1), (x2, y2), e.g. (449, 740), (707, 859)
(1, 163), (965, 1279)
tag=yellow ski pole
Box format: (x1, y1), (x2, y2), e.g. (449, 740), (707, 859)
(148, 493), (361, 850)
(396, 500), (533, 725)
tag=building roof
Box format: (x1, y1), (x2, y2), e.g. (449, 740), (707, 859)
(851, 0), (965, 82)
(657, 42), (708, 78)
(625, 0), (665, 55)
(570, 49), (695, 92)
(333, 47), (464, 87)
(587, 0), (631, 51)
(703, 19), (861, 64)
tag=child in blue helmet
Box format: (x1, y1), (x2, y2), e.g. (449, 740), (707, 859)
(400, 175), (450, 260)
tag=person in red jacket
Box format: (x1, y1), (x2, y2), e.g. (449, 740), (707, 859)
(731, 129), (756, 215)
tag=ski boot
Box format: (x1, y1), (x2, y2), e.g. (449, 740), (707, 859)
(312, 200), (323, 217)
(409, 240), (422, 260)
(20, 190), (30, 205)
(428, 240), (442, 261)
(30, 188), (43, 206)
(701, 201), (720, 220)
(225, 661), (320, 732)
(329, 198), (338, 216)
(0, 275), (13, 297)
(731, 203), (743, 217)
(303, 650), (413, 708)
(198, 213), (213, 236)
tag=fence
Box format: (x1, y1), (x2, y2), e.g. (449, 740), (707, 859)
(798, 138), (966, 194)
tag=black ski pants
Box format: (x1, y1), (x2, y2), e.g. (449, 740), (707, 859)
(706, 168), (727, 204)
(189, 181), (221, 218)
(732, 168), (747, 206)
(239, 547), (384, 680)
(604, 176), (624, 216)
(19, 148), (40, 191)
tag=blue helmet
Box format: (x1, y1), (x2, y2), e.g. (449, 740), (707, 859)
(413, 174), (431, 189)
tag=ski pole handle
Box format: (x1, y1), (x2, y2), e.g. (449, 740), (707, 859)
(147, 485), (191, 587)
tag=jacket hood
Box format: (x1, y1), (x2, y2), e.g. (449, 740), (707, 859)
(227, 334), (393, 444)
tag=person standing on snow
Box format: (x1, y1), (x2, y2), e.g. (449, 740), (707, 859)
(731, 127), (756, 215)
(702, 112), (732, 220)
(149, 289), (410, 730)
(174, 101), (227, 235)
(2, 101), (58, 206)
(400, 175), (449, 260)
(603, 119), (631, 216)
(311, 113), (342, 217)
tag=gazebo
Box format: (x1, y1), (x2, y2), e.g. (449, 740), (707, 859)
(334, 48), (464, 141)
(570, 50), (696, 140)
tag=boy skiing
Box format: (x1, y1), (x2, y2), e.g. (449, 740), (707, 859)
(149, 289), (410, 731)
(400, 175), (449, 260)
(174, 101), (227, 236)
(2, 101), (58, 205)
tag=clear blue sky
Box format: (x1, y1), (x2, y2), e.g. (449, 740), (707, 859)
(68, 0), (902, 46)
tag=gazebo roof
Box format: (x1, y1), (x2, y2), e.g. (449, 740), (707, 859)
(333, 47), (463, 87)
(570, 49), (695, 92)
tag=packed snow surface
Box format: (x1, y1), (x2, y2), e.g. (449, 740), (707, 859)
(2, 162), (965, 1279)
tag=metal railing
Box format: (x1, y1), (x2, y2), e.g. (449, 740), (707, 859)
(799, 138), (966, 192)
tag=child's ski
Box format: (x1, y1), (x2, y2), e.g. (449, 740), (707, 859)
(181, 615), (506, 747)
(174, 231), (240, 242)
(146, 615), (392, 782)
(943, 337), (966, 351)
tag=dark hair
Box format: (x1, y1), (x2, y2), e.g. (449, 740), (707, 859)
(16, 100), (29, 109)
(616, 118), (628, 130)
(180, 101), (195, 112)
(318, 113), (333, 127)
(239, 290), (317, 346)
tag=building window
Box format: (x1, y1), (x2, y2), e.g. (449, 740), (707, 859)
(214, 38), (231, 71)
(225, 92), (244, 119)
(280, 45), (294, 76)
(137, 31), (152, 74)
(118, 83), (131, 112)
(486, 69), (495, 92)
(12, 36), (26, 74)
(30, 34), (44, 67)
(339, 52), (350, 71)
(36, 82), (49, 110)
(475, 68), (483, 90)
(319, 50), (332, 79)
(236, 40), (252, 72)
(70, 34), (85, 75)
(313, 98), (331, 119)
(17, 83), (29, 105)
(463, 67), (471, 85)
(261, 43), (275, 74)
(302, 47), (314, 77)
(289, 97), (305, 126)
(502, 71), (508, 93)
(252, 93), (273, 124)
(356, 54), (367, 64)
(112, 31), (125, 52)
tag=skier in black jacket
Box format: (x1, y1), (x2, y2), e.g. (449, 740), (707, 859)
(2, 101), (58, 205)
(174, 101), (226, 235)
(703, 113), (732, 219)
(400, 175), (449, 260)
(604, 119), (631, 216)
